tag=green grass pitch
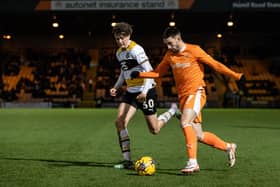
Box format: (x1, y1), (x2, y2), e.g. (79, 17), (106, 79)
(0, 108), (279, 187)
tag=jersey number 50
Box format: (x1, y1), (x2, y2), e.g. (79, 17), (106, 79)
(143, 99), (154, 109)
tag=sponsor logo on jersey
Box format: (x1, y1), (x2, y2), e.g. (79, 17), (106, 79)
(126, 78), (144, 87)
(171, 62), (191, 69)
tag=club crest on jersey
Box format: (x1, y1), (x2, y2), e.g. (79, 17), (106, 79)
(120, 61), (128, 71)
(119, 59), (138, 71)
(184, 52), (190, 58)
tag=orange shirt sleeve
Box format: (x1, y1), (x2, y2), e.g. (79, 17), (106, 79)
(139, 71), (159, 78)
(194, 46), (243, 80)
(139, 53), (171, 79)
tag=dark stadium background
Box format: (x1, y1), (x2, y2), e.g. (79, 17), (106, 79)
(0, 0), (279, 108)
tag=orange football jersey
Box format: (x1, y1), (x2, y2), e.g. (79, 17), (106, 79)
(139, 43), (242, 98)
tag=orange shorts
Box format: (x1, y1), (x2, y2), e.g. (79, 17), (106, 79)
(179, 88), (206, 123)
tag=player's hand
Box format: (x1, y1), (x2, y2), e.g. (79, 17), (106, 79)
(136, 92), (147, 103)
(237, 74), (246, 90)
(110, 88), (117, 97)
(240, 74), (246, 82)
(131, 71), (140, 78)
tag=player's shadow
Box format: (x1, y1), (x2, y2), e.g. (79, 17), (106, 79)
(1, 157), (228, 176)
(156, 168), (189, 176)
(155, 168), (227, 176)
(1, 157), (182, 176)
(128, 168), (224, 176)
(127, 168), (183, 176)
(0, 157), (115, 168)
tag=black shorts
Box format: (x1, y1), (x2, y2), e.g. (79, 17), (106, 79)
(122, 88), (157, 115)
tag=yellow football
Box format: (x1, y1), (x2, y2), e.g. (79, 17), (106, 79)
(134, 156), (156, 176)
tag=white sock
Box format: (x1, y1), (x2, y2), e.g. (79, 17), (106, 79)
(168, 107), (176, 116)
(158, 112), (172, 123)
(168, 103), (178, 116)
(189, 158), (198, 165)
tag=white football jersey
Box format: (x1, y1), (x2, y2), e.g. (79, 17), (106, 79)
(114, 40), (156, 93)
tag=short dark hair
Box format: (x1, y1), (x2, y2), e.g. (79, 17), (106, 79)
(162, 27), (181, 39)
(112, 22), (133, 36)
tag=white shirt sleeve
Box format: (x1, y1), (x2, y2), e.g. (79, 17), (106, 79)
(113, 70), (125, 89)
(132, 46), (155, 94)
(140, 61), (154, 94)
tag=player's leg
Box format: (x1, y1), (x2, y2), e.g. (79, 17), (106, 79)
(158, 102), (179, 122)
(140, 88), (178, 134)
(144, 103), (179, 134)
(190, 105), (237, 167)
(180, 88), (205, 174)
(195, 123), (237, 167)
(114, 102), (137, 169)
(180, 108), (200, 174)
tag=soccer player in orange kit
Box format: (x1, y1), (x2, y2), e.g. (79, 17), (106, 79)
(131, 27), (245, 174)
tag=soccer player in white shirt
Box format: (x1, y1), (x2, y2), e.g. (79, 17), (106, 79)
(110, 22), (178, 169)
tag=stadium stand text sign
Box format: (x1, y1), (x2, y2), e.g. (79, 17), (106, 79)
(35, 0), (194, 10)
(0, 0), (279, 12)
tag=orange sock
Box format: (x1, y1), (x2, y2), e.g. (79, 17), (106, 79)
(201, 132), (227, 151)
(182, 126), (197, 159)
